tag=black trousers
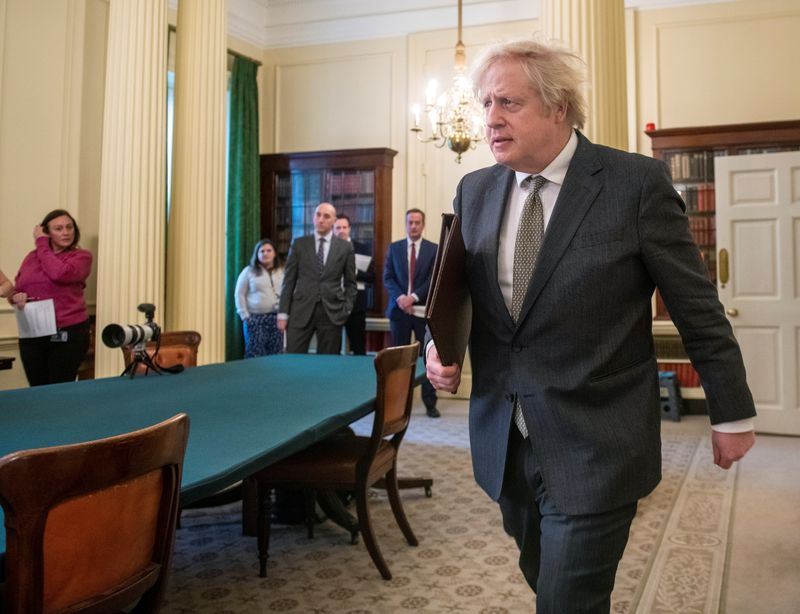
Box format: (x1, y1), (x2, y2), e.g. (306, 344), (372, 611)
(498, 426), (637, 614)
(344, 308), (366, 355)
(389, 312), (437, 409)
(18, 319), (90, 387)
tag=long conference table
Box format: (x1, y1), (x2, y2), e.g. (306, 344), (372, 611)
(0, 353), (425, 554)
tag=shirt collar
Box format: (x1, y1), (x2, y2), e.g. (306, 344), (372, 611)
(514, 129), (579, 188)
(315, 230), (333, 241)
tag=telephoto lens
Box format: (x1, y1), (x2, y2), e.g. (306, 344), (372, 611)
(101, 322), (158, 348)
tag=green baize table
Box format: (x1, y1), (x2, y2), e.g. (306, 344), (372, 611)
(0, 354), (425, 554)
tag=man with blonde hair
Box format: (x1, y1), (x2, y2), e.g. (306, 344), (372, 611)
(426, 38), (755, 612)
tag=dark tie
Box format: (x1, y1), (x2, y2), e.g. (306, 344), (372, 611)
(408, 241), (417, 295)
(317, 237), (326, 274)
(512, 175), (547, 438)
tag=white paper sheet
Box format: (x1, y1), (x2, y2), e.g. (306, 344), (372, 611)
(15, 299), (57, 338)
(355, 253), (372, 272)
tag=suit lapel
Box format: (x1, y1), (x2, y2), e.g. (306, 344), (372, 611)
(517, 134), (603, 324)
(482, 167), (516, 324)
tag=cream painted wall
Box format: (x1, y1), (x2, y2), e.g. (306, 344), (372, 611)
(632, 0), (800, 154)
(261, 36), (409, 228)
(0, 0), (107, 389)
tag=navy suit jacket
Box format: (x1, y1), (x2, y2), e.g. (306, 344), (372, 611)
(455, 132), (756, 515)
(383, 238), (437, 320)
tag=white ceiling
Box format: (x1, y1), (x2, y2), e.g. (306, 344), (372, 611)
(179, 0), (733, 49)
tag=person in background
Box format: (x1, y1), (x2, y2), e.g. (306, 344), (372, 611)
(235, 238), (284, 357)
(333, 214), (374, 355)
(0, 269), (13, 298)
(425, 38), (755, 612)
(277, 202), (357, 355)
(9, 209), (93, 386)
(384, 208), (440, 417)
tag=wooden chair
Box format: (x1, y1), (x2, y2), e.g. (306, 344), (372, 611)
(121, 330), (201, 375)
(0, 413), (190, 613)
(254, 342), (421, 580)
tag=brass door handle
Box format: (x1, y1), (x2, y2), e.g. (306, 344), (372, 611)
(726, 308), (739, 317)
(719, 248), (729, 288)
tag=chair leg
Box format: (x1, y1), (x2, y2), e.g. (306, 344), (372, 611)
(256, 483), (273, 577)
(303, 489), (317, 539)
(354, 482), (392, 580)
(385, 465), (419, 546)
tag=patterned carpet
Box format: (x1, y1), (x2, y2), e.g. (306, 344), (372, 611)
(163, 410), (736, 613)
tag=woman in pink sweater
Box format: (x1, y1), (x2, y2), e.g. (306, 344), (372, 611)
(9, 209), (92, 386)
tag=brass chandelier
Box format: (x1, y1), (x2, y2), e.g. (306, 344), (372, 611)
(410, 0), (484, 163)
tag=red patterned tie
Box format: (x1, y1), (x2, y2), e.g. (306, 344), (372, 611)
(408, 242), (417, 295)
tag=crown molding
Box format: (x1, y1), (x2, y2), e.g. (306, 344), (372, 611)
(166, 0), (735, 50)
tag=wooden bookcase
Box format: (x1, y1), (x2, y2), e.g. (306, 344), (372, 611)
(260, 147), (397, 319)
(647, 120), (800, 402)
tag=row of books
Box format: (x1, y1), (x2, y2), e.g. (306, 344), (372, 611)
(657, 361), (701, 388)
(665, 150), (717, 183)
(688, 215), (716, 247)
(327, 172), (374, 194)
(676, 183), (715, 212)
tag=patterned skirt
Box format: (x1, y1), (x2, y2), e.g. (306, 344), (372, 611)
(243, 313), (283, 357)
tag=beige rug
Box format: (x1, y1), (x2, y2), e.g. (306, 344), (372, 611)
(164, 412), (736, 613)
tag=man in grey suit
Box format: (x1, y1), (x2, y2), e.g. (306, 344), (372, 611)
(278, 202), (356, 354)
(426, 39), (756, 613)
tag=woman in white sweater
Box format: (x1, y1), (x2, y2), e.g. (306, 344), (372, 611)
(235, 239), (284, 357)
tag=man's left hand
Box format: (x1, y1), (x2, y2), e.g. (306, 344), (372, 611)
(711, 430), (755, 469)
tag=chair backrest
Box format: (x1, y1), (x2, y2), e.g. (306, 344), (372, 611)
(122, 330), (202, 375)
(366, 342), (420, 457)
(0, 413), (190, 613)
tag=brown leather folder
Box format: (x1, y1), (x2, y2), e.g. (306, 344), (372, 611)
(425, 213), (471, 367)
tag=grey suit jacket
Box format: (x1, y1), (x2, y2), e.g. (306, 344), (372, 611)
(456, 132), (755, 515)
(279, 234), (357, 327)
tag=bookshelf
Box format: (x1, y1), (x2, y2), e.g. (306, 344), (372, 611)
(647, 120), (800, 404)
(260, 147), (397, 319)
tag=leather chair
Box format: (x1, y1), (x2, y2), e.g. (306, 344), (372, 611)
(253, 342), (421, 580)
(0, 413), (189, 613)
(121, 330), (201, 375)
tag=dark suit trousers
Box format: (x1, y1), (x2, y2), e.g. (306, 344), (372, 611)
(499, 427), (637, 613)
(389, 313), (437, 409)
(344, 308), (366, 355)
(286, 302), (342, 355)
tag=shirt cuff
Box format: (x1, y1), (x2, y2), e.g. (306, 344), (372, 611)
(711, 418), (755, 433)
(277, 313), (288, 321)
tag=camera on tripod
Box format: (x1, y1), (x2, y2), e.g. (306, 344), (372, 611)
(101, 303), (161, 350)
(102, 303), (182, 378)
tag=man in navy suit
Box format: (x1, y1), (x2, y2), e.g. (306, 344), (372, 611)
(425, 39), (756, 612)
(384, 208), (439, 417)
(334, 214), (374, 355)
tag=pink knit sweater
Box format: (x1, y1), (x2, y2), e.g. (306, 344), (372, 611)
(14, 237), (93, 328)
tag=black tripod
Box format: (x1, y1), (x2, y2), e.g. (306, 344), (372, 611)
(121, 342), (183, 378)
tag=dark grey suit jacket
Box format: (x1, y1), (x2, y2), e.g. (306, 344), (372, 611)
(456, 132), (755, 515)
(279, 234), (357, 327)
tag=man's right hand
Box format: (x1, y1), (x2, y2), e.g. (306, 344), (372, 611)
(426, 343), (461, 393)
(277, 319), (287, 332)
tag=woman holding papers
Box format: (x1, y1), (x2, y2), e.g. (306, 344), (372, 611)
(8, 209), (92, 386)
(234, 238), (284, 357)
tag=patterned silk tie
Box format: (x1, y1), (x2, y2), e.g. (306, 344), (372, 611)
(317, 237), (326, 274)
(512, 175), (547, 438)
(408, 241), (417, 295)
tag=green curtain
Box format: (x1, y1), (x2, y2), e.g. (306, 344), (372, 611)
(225, 56), (261, 361)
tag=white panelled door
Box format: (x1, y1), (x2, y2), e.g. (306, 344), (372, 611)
(715, 151), (800, 435)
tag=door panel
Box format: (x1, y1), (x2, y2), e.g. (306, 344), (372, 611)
(716, 151), (800, 434)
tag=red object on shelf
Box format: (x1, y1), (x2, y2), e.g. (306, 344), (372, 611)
(645, 122), (656, 131)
